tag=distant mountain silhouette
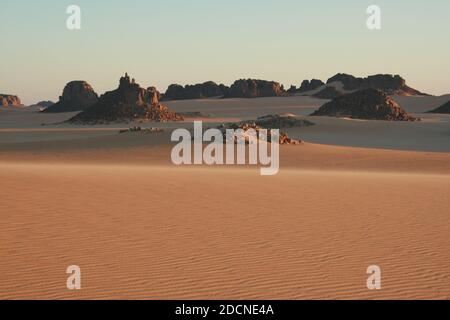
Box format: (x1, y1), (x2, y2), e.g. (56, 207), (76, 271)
(325, 73), (428, 96)
(163, 81), (229, 100)
(224, 79), (287, 98)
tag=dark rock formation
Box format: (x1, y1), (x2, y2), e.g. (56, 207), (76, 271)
(225, 79), (287, 98)
(326, 73), (427, 96)
(298, 79), (324, 93)
(43, 81), (98, 113)
(287, 85), (297, 94)
(0, 94), (23, 107)
(312, 87), (343, 99)
(163, 81), (229, 100)
(326, 73), (360, 89)
(427, 101), (450, 114)
(69, 73), (183, 124)
(311, 88), (417, 121)
(147, 87), (162, 102)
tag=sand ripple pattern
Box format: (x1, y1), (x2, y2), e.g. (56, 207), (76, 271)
(1, 164), (449, 299)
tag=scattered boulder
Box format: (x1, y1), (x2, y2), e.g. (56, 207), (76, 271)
(311, 88), (418, 121)
(43, 81), (98, 113)
(326, 73), (427, 96)
(312, 87), (343, 99)
(0, 94), (23, 107)
(427, 101), (450, 114)
(69, 73), (183, 124)
(119, 126), (164, 134)
(224, 79), (287, 98)
(163, 81), (229, 100)
(298, 79), (324, 93)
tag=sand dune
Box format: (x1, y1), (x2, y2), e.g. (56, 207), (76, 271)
(1, 96), (450, 300)
(1, 164), (449, 299)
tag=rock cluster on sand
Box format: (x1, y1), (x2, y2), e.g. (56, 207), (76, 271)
(177, 111), (212, 118)
(215, 114), (310, 145)
(427, 101), (450, 114)
(312, 87), (343, 99)
(311, 88), (417, 121)
(326, 73), (427, 96)
(217, 122), (301, 145)
(43, 81), (98, 113)
(0, 94), (23, 107)
(119, 126), (164, 134)
(253, 114), (314, 128)
(69, 74), (183, 124)
(298, 79), (325, 93)
(163, 81), (229, 100)
(224, 79), (287, 98)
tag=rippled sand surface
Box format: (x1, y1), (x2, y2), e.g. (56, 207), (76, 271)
(1, 163), (449, 299)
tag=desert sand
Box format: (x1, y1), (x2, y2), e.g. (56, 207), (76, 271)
(1, 95), (449, 299)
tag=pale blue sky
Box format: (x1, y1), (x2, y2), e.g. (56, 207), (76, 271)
(1, 0), (449, 104)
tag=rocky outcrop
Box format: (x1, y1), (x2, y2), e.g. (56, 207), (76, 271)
(43, 81), (98, 113)
(326, 73), (427, 96)
(163, 81), (229, 100)
(311, 88), (417, 121)
(312, 87), (343, 99)
(298, 79), (324, 93)
(427, 101), (450, 114)
(69, 74), (183, 124)
(0, 94), (23, 107)
(147, 87), (163, 102)
(224, 79), (287, 98)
